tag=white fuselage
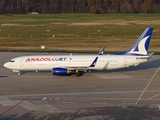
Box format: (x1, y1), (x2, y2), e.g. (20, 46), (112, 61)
(4, 55), (148, 72)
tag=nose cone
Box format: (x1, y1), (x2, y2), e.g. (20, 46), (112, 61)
(4, 62), (10, 69)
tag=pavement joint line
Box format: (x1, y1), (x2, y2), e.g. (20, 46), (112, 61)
(125, 67), (160, 120)
(121, 103), (135, 105)
(152, 104), (159, 106)
(122, 101), (137, 102)
(2, 90), (160, 97)
(92, 102), (107, 104)
(62, 102), (77, 104)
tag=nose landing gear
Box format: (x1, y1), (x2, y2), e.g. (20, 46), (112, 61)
(17, 72), (22, 76)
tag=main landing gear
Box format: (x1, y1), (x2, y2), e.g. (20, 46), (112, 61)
(76, 70), (83, 77)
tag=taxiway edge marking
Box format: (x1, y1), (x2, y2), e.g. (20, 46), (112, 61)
(0, 96), (30, 117)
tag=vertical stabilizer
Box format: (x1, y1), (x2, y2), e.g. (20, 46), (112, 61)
(117, 27), (153, 55)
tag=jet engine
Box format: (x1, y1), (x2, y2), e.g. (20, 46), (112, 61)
(52, 68), (75, 76)
(52, 68), (68, 75)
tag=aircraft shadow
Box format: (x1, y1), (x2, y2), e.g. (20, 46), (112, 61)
(0, 76), (8, 77)
(93, 58), (160, 73)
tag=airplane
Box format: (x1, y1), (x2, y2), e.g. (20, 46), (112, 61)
(4, 27), (153, 77)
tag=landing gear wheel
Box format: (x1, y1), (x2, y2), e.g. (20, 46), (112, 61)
(76, 71), (82, 77)
(17, 72), (21, 76)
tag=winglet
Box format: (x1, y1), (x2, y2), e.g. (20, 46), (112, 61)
(99, 46), (105, 55)
(89, 57), (98, 67)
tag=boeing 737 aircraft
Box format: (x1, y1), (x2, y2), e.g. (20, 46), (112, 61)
(4, 27), (153, 76)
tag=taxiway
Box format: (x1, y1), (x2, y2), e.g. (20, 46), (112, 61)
(0, 52), (160, 120)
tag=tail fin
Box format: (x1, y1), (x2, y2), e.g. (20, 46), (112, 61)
(117, 27), (153, 55)
(99, 46), (105, 55)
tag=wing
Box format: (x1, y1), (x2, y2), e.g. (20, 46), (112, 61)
(55, 57), (98, 71)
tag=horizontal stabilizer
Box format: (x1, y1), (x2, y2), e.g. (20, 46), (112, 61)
(147, 52), (154, 57)
(136, 52), (154, 59)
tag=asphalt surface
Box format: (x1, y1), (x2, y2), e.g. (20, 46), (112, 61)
(0, 52), (160, 120)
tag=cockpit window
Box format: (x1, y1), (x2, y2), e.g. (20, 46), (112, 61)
(10, 60), (15, 63)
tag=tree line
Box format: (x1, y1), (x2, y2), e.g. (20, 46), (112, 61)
(0, 0), (160, 14)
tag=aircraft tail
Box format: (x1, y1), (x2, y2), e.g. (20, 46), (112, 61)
(117, 27), (153, 55)
(99, 46), (105, 55)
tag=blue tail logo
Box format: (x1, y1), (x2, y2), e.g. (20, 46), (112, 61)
(99, 46), (105, 55)
(128, 35), (150, 55)
(117, 27), (153, 55)
(89, 57), (98, 67)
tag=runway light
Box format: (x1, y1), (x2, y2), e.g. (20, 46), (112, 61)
(41, 46), (45, 49)
(153, 29), (159, 32)
(46, 30), (50, 32)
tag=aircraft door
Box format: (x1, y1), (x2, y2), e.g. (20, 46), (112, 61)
(123, 57), (127, 66)
(20, 59), (24, 66)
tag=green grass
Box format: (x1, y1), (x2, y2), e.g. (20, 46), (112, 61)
(0, 14), (160, 53)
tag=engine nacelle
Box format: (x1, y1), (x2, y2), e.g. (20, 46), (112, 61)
(52, 68), (68, 76)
